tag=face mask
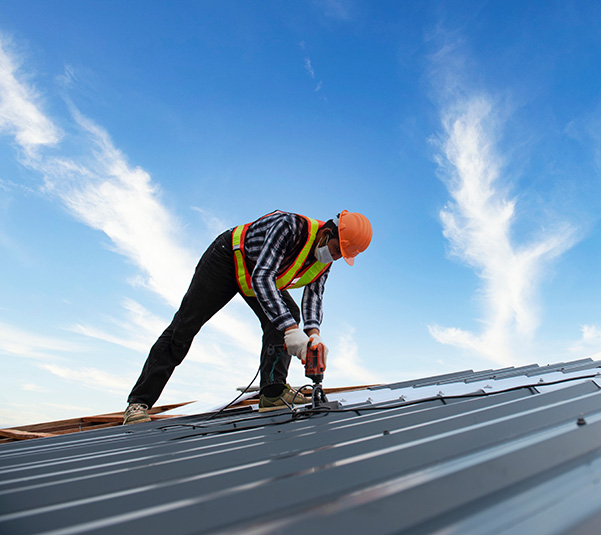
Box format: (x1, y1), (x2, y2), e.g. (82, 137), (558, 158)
(315, 243), (334, 264)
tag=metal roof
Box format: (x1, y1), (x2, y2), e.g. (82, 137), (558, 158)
(2, 358), (601, 534)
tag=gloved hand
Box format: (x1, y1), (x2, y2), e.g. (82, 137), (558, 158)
(284, 327), (310, 362)
(309, 334), (329, 367)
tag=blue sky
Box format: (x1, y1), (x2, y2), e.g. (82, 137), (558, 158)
(2, 1), (601, 427)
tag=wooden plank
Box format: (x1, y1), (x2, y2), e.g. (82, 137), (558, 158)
(85, 401), (195, 418)
(79, 401), (196, 420)
(0, 429), (57, 440)
(11, 418), (88, 434)
(229, 385), (380, 409)
(82, 413), (185, 423)
(322, 385), (380, 393)
(0, 401), (197, 440)
(236, 384), (380, 393)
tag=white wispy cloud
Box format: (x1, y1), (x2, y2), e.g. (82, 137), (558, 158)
(569, 324), (601, 356)
(326, 324), (383, 385)
(304, 58), (315, 78)
(21, 383), (47, 392)
(190, 206), (232, 238)
(70, 321), (155, 354)
(69, 300), (169, 354)
(0, 36), (61, 155)
(0, 41), (196, 310)
(0, 35), (263, 394)
(579, 102), (601, 171)
(318, 0), (351, 21)
(0, 321), (81, 360)
(0, 34), (367, 422)
(303, 56), (322, 92)
(43, 109), (262, 356)
(40, 106), (198, 307)
(300, 41), (323, 93)
(0, 403), (79, 428)
(39, 363), (133, 395)
(429, 95), (578, 364)
(0, 40), (263, 350)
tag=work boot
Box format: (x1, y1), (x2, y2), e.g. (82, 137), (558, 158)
(123, 403), (152, 425)
(259, 384), (311, 412)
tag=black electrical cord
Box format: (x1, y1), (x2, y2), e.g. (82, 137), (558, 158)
(156, 363), (261, 432)
(158, 382), (325, 438)
(158, 384), (319, 435)
(168, 404), (331, 440)
(203, 364), (262, 421)
(158, 358), (316, 432)
(157, 372), (600, 440)
(331, 372), (601, 414)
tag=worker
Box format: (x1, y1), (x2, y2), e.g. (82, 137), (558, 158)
(123, 209), (372, 424)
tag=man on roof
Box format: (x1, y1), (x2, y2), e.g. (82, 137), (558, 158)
(124, 209), (373, 423)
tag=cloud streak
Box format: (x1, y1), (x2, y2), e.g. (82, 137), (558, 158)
(327, 325), (383, 385)
(41, 107), (198, 307)
(0, 36), (261, 356)
(319, 0), (351, 21)
(0, 33), (372, 422)
(69, 299), (165, 353)
(0, 36), (263, 406)
(430, 96), (578, 364)
(304, 58), (315, 78)
(0, 321), (82, 360)
(569, 324), (601, 356)
(299, 41), (322, 93)
(0, 36), (61, 155)
(39, 363), (133, 395)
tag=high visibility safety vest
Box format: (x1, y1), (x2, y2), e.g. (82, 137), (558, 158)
(232, 213), (331, 298)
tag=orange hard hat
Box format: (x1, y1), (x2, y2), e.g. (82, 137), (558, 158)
(338, 210), (372, 265)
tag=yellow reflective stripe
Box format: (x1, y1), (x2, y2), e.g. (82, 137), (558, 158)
(232, 224), (243, 250)
(287, 261), (330, 289)
(232, 216), (329, 298)
(232, 224), (255, 297)
(276, 217), (319, 289)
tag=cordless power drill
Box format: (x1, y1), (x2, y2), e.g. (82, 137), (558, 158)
(304, 341), (339, 410)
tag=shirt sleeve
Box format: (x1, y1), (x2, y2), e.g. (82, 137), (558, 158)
(250, 217), (298, 331)
(301, 266), (330, 331)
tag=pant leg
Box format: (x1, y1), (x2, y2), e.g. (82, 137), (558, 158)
(128, 231), (238, 407)
(242, 290), (301, 392)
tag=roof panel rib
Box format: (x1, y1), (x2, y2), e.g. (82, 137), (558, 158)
(1, 359), (601, 534)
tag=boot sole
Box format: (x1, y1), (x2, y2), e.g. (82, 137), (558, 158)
(258, 405), (291, 413)
(123, 416), (152, 425)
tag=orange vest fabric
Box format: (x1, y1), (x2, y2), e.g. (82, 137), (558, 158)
(231, 214), (330, 297)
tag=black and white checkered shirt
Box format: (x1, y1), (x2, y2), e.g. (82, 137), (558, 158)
(240, 211), (331, 332)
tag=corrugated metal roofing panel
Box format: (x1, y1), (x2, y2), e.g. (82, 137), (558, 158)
(442, 366), (513, 383)
(2, 359), (601, 534)
(369, 369), (475, 390)
(553, 359), (601, 374)
(320, 365), (600, 408)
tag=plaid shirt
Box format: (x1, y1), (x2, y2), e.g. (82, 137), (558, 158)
(240, 211), (331, 332)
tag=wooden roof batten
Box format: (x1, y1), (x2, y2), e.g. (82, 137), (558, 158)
(0, 401), (195, 443)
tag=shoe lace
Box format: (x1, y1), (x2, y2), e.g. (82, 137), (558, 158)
(284, 385), (306, 405)
(127, 403), (148, 414)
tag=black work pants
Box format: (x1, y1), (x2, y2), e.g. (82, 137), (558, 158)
(127, 230), (300, 408)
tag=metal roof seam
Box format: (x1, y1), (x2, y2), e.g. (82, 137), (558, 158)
(4, 359), (601, 535)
